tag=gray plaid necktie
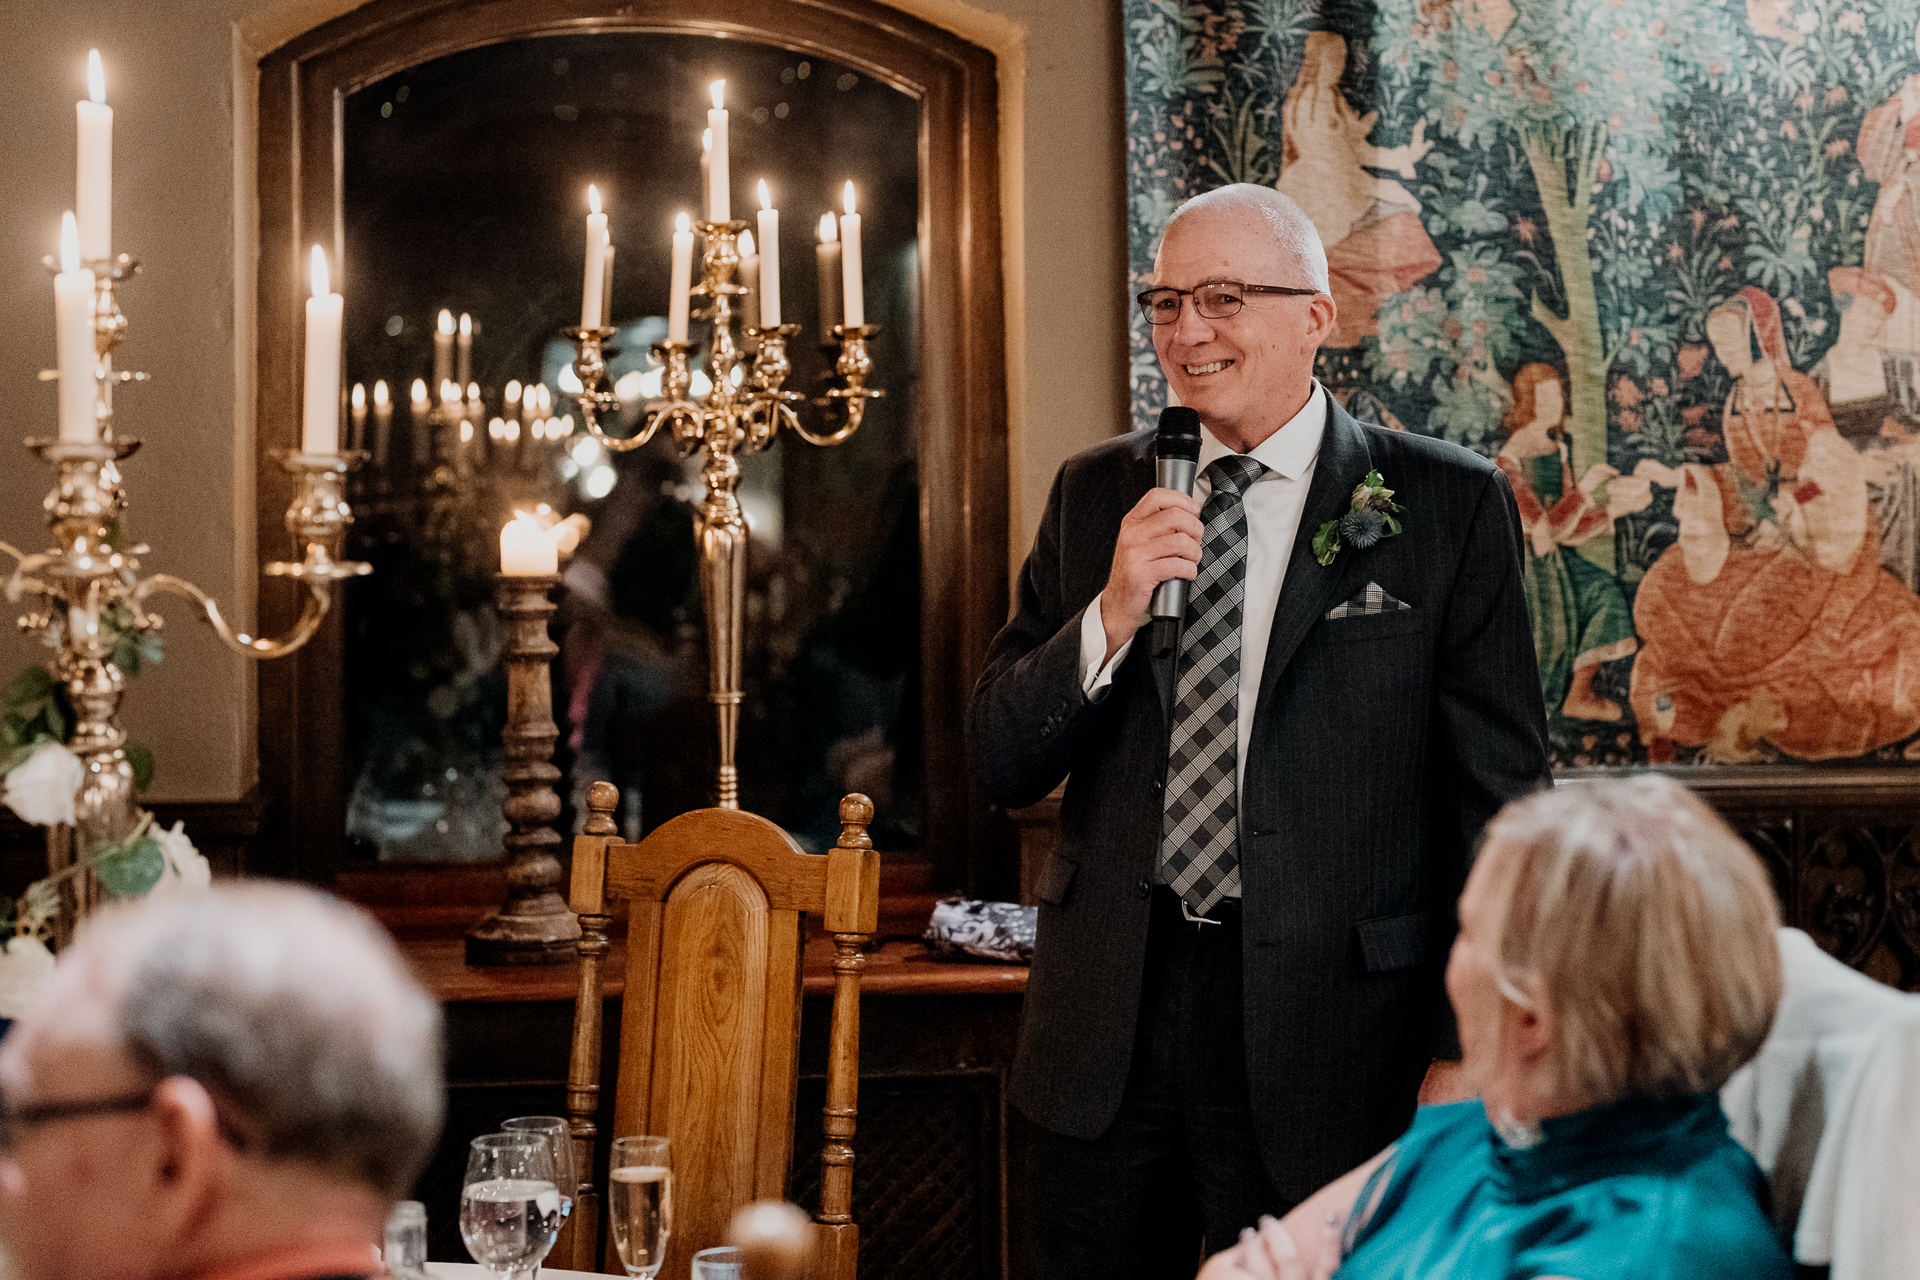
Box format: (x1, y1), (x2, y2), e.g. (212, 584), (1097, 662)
(1159, 455), (1266, 917)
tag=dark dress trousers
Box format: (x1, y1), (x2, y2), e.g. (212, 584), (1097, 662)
(967, 400), (1552, 1203)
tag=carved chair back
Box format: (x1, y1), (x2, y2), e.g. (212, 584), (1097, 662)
(564, 782), (878, 1280)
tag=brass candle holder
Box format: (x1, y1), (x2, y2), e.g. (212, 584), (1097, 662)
(565, 218), (882, 808)
(465, 572), (579, 964)
(1, 250), (370, 939)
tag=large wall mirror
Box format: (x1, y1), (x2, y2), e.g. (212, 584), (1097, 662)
(256, 0), (1007, 892)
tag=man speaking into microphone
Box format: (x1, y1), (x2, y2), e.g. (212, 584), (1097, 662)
(966, 184), (1549, 1277)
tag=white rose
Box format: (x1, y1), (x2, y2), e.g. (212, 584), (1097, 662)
(147, 820), (212, 898)
(0, 935), (55, 1020)
(3, 741), (85, 827)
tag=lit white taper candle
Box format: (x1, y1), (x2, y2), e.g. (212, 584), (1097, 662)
(839, 181), (864, 328)
(372, 379), (392, 467)
(433, 309), (454, 390)
(302, 246), (343, 454)
(668, 213), (694, 344)
(54, 212), (97, 443)
(707, 81), (730, 222)
(350, 381), (367, 449)
(76, 51), (112, 262)
(456, 312), (472, 388)
(501, 511), (558, 575)
(757, 180), (781, 326)
(582, 184), (608, 329)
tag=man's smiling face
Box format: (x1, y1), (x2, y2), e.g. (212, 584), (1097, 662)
(1151, 208), (1334, 453)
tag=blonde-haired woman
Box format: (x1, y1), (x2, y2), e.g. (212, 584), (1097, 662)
(1201, 776), (1791, 1280)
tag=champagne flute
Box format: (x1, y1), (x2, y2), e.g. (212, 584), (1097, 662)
(608, 1135), (673, 1278)
(461, 1132), (572, 1280)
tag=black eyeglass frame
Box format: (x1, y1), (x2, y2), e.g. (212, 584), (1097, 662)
(1136, 281), (1322, 325)
(0, 1088), (156, 1150)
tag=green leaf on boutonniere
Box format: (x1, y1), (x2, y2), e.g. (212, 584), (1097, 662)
(125, 742), (155, 793)
(1312, 519), (1343, 567)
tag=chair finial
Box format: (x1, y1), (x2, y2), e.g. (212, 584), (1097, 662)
(836, 793), (874, 849)
(586, 781), (620, 835)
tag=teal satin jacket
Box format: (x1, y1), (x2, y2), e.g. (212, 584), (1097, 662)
(1338, 1094), (1792, 1279)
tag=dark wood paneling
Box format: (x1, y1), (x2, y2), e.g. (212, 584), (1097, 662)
(254, 0), (1009, 895)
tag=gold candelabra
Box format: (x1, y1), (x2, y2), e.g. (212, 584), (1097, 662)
(1, 253), (369, 929)
(567, 218), (882, 808)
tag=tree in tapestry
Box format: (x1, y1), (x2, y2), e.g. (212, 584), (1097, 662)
(1126, 0), (1920, 769)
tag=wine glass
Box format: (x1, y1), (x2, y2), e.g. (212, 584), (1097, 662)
(501, 1117), (578, 1212)
(608, 1135), (673, 1278)
(461, 1132), (572, 1280)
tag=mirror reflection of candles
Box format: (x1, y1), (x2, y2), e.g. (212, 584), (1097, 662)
(338, 33), (920, 861)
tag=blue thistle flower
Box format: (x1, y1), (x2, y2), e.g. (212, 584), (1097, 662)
(1341, 507), (1386, 549)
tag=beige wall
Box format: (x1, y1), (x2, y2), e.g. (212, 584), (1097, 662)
(0, 0), (1126, 802)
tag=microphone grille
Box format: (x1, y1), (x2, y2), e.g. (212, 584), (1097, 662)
(1155, 405), (1201, 460)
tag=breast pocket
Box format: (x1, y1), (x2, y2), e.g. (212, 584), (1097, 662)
(1318, 608), (1427, 644)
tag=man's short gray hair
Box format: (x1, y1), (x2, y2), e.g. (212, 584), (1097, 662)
(1163, 183), (1330, 292)
(75, 883), (444, 1199)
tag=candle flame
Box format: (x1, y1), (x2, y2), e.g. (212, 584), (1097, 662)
(438, 309), (454, 335)
(468, 381), (480, 401)
(374, 379), (390, 407)
(818, 212), (838, 243)
(87, 50), (105, 105)
(711, 80), (726, 110)
(459, 312), (472, 336)
(843, 181), (857, 216)
(505, 420), (521, 442)
(759, 180), (773, 212)
(351, 383), (366, 410)
(587, 183), (602, 215)
(459, 420), (473, 443)
(410, 378), (428, 404)
(702, 128), (712, 155)
(441, 379), (459, 402)
(676, 212), (692, 234)
(58, 212), (79, 274)
(738, 229), (756, 257)
(489, 418), (504, 440)
(505, 379), (522, 405)
(310, 245), (330, 298)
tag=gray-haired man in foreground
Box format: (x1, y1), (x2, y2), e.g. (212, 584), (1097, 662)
(0, 884), (444, 1280)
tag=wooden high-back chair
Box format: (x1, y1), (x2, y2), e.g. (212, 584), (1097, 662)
(563, 782), (879, 1280)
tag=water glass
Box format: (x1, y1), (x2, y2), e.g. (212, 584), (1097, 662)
(460, 1132), (571, 1280)
(608, 1135), (673, 1278)
(691, 1245), (742, 1280)
(501, 1116), (578, 1206)
(383, 1200), (428, 1280)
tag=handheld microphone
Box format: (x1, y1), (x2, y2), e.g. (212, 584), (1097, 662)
(1148, 406), (1202, 655)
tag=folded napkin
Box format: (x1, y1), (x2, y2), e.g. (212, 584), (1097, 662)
(923, 897), (1037, 963)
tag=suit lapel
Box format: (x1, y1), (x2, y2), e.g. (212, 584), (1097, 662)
(1254, 400), (1375, 717)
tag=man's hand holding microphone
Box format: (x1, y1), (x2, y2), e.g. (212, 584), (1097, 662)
(1099, 407), (1206, 663)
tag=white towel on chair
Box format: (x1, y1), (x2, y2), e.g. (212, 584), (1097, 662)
(1722, 928), (1920, 1280)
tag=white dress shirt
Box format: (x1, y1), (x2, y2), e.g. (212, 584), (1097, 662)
(1079, 382), (1328, 806)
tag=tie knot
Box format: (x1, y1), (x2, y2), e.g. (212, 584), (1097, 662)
(1204, 455), (1266, 500)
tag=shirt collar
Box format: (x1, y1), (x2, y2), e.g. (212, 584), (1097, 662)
(1196, 381), (1327, 482)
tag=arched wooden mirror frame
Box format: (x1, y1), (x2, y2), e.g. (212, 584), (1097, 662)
(254, 0), (1007, 893)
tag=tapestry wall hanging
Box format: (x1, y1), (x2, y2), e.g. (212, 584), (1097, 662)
(1126, 0), (1920, 770)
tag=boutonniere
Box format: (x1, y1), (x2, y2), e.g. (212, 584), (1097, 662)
(1312, 470), (1404, 567)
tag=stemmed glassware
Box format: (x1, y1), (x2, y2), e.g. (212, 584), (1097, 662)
(607, 1135), (673, 1278)
(460, 1132), (572, 1280)
(501, 1117), (578, 1279)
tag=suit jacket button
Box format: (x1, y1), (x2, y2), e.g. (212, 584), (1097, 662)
(1135, 878), (1151, 899)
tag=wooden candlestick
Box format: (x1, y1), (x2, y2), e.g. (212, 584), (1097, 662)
(466, 573), (581, 964)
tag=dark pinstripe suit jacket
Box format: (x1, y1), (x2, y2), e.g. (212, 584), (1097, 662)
(966, 400), (1551, 1202)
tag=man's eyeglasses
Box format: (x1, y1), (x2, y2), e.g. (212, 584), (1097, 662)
(0, 1086), (155, 1151)
(1137, 281), (1320, 325)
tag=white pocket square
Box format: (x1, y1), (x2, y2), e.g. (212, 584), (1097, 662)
(1326, 582), (1412, 619)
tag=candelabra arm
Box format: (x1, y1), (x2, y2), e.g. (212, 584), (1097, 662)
(134, 572), (332, 660)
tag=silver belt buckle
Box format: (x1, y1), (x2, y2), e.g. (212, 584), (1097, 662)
(1179, 897), (1223, 926)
